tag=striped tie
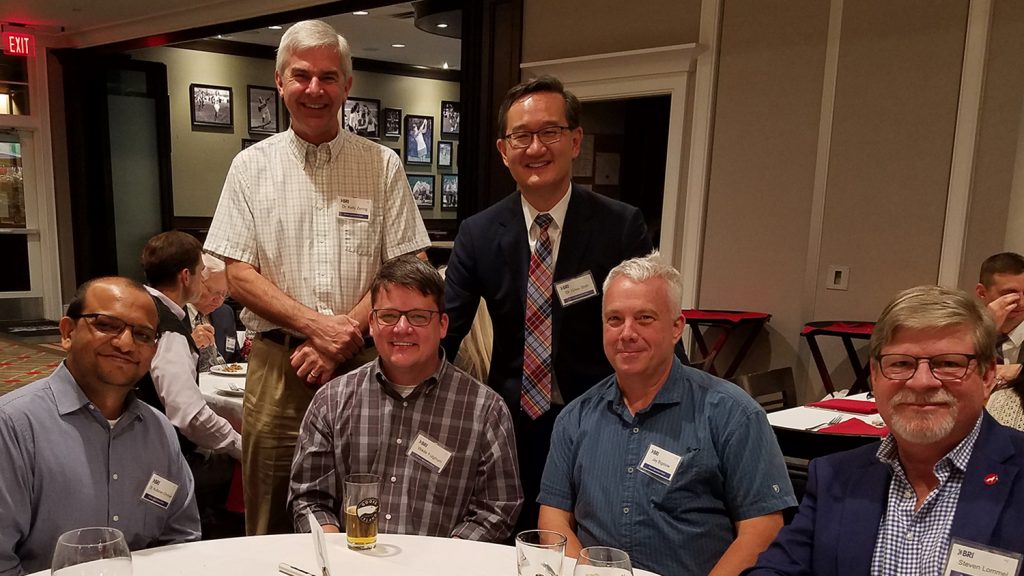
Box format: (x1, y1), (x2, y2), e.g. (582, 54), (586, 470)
(522, 213), (554, 419)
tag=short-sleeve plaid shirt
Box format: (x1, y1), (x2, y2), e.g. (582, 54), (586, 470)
(871, 415), (983, 575)
(288, 355), (523, 542)
(204, 129), (430, 333)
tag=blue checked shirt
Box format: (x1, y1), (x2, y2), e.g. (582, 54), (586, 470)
(870, 415), (983, 575)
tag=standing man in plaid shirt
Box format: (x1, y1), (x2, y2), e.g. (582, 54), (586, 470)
(748, 286), (1024, 576)
(288, 256), (522, 541)
(204, 20), (430, 535)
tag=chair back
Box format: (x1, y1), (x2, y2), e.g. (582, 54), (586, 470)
(731, 367), (797, 412)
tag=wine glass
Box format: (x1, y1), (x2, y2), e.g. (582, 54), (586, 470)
(573, 546), (632, 576)
(51, 527), (133, 576)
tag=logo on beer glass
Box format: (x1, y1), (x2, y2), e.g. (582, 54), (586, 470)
(356, 497), (379, 523)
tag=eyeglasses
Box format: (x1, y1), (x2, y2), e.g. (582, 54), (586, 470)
(201, 277), (229, 301)
(503, 126), (571, 149)
(877, 353), (978, 381)
(372, 309), (439, 327)
(70, 313), (160, 346)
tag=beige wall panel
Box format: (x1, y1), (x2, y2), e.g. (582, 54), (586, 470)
(521, 0), (700, 62)
(699, 0), (829, 377)
(814, 0), (968, 322)
(958, 0), (1024, 289)
(131, 47), (459, 219)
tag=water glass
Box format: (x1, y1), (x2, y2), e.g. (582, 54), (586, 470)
(51, 527), (132, 576)
(573, 546), (633, 576)
(516, 529), (567, 576)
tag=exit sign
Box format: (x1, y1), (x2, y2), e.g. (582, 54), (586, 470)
(2, 32), (34, 57)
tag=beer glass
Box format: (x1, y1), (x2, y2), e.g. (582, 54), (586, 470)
(516, 529), (566, 576)
(51, 527), (132, 576)
(344, 473), (380, 550)
(574, 546), (633, 576)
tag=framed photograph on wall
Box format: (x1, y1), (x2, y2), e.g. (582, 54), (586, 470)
(241, 138), (259, 150)
(405, 115), (433, 165)
(437, 141), (453, 168)
(189, 84), (233, 129)
(247, 85), (278, 135)
(408, 174), (435, 209)
(344, 97), (381, 139)
(441, 100), (460, 136)
(441, 174), (458, 211)
(383, 108), (402, 138)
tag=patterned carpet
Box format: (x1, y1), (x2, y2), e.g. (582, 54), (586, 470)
(0, 337), (65, 396)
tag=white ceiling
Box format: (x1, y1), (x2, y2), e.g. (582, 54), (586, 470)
(0, 0), (460, 68)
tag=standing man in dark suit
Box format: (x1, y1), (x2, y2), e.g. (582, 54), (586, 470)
(747, 285), (1024, 575)
(442, 75), (653, 530)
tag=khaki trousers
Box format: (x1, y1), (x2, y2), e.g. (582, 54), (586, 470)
(242, 335), (376, 535)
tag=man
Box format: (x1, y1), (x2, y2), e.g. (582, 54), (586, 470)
(748, 285), (1024, 575)
(187, 254), (239, 373)
(204, 19), (430, 534)
(976, 252), (1024, 376)
(0, 277), (199, 575)
(539, 253), (794, 576)
(289, 255), (522, 541)
(442, 75), (653, 529)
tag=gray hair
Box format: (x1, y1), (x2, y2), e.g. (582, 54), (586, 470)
(869, 285), (997, 374)
(602, 250), (683, 310)
(276, 20), (353, 80)
(201, 253), (225, 278)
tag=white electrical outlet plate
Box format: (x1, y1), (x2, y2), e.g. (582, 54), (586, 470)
(826, 265), (849, 291)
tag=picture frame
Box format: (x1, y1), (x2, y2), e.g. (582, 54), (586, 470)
(441, 174), (458, 211)
(344, 97), (381, 139)
(383, 108), (402, 138)
(391, 148), (401, 158)
(189, 84), (233, 129)
(408, 174), (435, 209)
(441, 100), (460, 136)
(247, 85), (278, 135)
(241, 138), (259, 150)
(437, 141), (453, 168)
(404, 115), (434, 165)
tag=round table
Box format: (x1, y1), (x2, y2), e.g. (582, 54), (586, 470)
(198, 371), (245, 431)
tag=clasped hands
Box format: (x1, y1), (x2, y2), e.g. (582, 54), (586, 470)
(291, 314), (364, 387)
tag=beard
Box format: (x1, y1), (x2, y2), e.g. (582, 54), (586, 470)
(886, 388), (958, 444)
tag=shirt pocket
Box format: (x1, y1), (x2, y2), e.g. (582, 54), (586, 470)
(343, 220), (376, 256)
(648, 448), (718, 512)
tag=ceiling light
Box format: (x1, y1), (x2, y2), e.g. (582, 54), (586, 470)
(392, 43), (406, 48)
(268, 25), (282, 30)
(442, 62), (449, 69)
(436, 23), (448, 28)
(353, 11), (369, 15)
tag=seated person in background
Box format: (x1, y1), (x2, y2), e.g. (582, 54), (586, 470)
(289, 255), (522, 541)
(976, 252), (1024, 429)
(747, 285), (1024, 575)
(539, 252), (795, 576)
(187, 254), (240, 373)
(0, 277), (199, 575)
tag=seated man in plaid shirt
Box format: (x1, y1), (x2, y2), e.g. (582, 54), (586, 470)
(288, 255), (522, 541)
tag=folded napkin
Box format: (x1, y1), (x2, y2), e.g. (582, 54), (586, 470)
(806, 398), (878, 414)
(819, 418), (888, 437)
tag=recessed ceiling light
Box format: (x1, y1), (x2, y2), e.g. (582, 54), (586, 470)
(268, 25), (282, 30)
(392, 43), (406, 48)
(436, 23), (448, 28)
(353, 11), (369, 15)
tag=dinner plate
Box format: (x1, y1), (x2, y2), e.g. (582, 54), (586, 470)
(210, 363), (247, 377)
(213, 380), (245, 397)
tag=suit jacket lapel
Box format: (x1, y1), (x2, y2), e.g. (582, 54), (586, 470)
(951, 414), (1019, 543)
(836, 457), (891, 575)
(498, 193), (530, 308)
(553, 186), (593, 284)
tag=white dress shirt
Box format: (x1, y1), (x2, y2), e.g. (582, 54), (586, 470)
(521, 183), (572, 266)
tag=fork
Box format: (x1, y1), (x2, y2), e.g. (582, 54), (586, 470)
(806, 415), (843, 431)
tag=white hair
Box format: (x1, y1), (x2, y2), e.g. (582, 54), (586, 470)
(201, 253), (225, 278)
(276, 20), (353, 80)
(602, 250), (683, 309)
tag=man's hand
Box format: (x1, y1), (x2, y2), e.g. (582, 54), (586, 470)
(992, 363), (1023, 395)
(191, 324), (216, 350)
(290, 342), (340, 387)
(307, 314), (365, 361)
(987, 292), (1021, 332)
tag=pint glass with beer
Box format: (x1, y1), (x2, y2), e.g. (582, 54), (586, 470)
(343, 473), (380, 550)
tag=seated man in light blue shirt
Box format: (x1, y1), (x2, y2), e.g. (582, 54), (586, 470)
(0, 277), (200, 576)
(538, 252), (795, 576)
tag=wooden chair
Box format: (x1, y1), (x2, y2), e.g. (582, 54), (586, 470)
(730, 367), (797, 413)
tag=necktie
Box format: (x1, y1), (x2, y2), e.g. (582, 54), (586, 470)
(997, 334), (1010, 364)
(522, 213), (554, 419)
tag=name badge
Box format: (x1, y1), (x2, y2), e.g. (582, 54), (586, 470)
(408, 432), (453, 474)
(638, 444), (682, 485)
(555, 272), (598, 307)
(337, 197), (372, 221)
(943, 538), (1022, 576)
(226, 336), (237, 353)
(141, 472), (179, 509)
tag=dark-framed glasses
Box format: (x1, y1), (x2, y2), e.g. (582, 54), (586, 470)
(503, 126), (571, 149)
(372, 308), (439, 327)
(877, 353), (977, 381)
(70, 313), (160, 346)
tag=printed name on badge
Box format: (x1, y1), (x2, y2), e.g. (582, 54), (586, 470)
(942, 538), (1022, 576)
(408, 432), (454, 474)
(141, 472), (179, 509)
(638, 443), (683, 485)
(555, 272), (598, 307)
(337, 197), (372, 221)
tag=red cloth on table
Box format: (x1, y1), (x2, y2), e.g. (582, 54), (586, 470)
(682, 310), (771, 324)
(819, 418), (888, 437)
(801, 321), (875, 336)
(225, 461), (245, 514)
(806, 398), (878, 414)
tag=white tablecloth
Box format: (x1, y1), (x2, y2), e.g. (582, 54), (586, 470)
(198, 371), (245, 431)
(30, 533), (659, 576)
(766, 392), (884, 430)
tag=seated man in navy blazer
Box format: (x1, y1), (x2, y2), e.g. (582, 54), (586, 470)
(442, 75), (653, 529)
(747, 285), (1024, 576)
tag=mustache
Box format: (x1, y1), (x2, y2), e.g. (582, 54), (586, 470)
(889, 388), (955, 406)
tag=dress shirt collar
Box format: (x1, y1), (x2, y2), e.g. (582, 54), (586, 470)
(50, 361), (145, 423)
(285, 126), (346, 167)
(876, 413), (983, 475)
(521, 182), (572, 234)
(372, 347), (450, 399)
(145, 284), (185, 320)
(1007, 320), (1024, 350)
(602, 357), (686, 416)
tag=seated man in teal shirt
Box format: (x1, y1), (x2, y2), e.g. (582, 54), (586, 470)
(538, 252), (795, 576)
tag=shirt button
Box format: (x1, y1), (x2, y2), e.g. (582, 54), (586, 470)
(390, 476), (397, 483)
(112, 473), (119, 480)
(623, 507), (629, 514)
(402, 401), (408, 407)
(633, 427), (640, 434)
(385, 514), (392, 520)
(904, 490), (912, 498)
(905, 532), (914, 541)
(396, 439), (403, 445)
(627, 467), (634, 473)
(112, 515), (119, 522)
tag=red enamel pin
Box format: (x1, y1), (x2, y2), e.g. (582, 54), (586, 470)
(984, 473), (999, 486)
